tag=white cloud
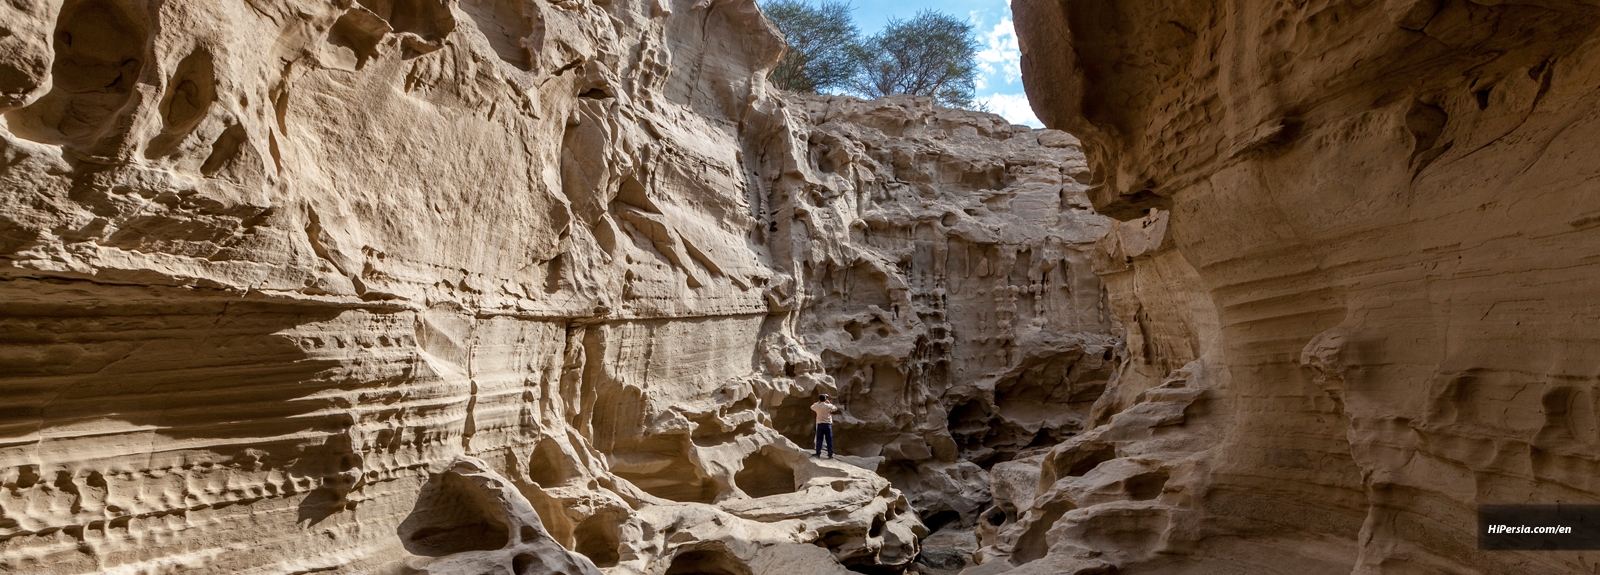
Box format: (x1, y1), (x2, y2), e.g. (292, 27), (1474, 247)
(974, 18), (1022, 90)
(976, 93), (1042, 128)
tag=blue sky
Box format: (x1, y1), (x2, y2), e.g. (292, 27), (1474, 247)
(848, 0), (1039, 127)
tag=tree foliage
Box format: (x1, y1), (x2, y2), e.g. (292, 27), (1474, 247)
(761, 3), (980, 109)
(763, 0), (862, 93)
(852, 11), (979, 108)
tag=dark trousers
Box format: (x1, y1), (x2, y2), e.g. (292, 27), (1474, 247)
(814, 423), (834, 456)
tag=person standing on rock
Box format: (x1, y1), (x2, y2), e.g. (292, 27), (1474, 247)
(812, 394), (840, 458)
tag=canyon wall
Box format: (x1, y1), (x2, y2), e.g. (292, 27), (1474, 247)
(0, 1), (1116, 573)
(774, 94), (1117, 532)
(995, 0), (1600, 574)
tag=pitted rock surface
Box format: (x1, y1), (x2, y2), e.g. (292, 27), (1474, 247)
(0, 1), (1116, 574)
(984, 1), (1600, 574)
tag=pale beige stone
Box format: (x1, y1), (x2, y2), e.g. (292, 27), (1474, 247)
(0, 1), (1118, 574)
(1005, 0), (1600, 573)
(774, 94), (1118, 528)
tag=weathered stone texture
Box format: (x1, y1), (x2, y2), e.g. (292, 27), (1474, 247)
(994, 0), (1600, 573)
(0, 1), (1116, 574)
(775, 94), (1118, 530)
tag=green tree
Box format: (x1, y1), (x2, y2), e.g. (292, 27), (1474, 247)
(762, 0), (862, 93)
(854, 11), (979, 108)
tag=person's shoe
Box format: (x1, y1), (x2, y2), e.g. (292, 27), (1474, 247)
(811, 453), (820, 458)
(826, 454), (834, 459)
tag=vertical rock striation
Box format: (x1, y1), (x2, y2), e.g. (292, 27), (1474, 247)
(1001, 0), (1600, 573)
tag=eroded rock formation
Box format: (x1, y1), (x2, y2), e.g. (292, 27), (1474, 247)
(774, 94), (1118, 531)
(993, 0), (1600, 574)
(0, 1), (1117, 574)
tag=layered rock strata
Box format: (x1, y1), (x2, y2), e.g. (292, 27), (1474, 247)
(775, 94), (1118, 531)
(0, 1), (1118, 574)
(992, 0), (1600, 574)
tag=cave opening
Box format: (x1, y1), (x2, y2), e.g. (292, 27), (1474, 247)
(528, 437), (573, 487)
(574, 512), (622, 567)
(734, 447), (798, 498)
(922, 509), (961, 533)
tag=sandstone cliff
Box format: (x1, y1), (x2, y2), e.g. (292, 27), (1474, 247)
(775, 94), (1117, 531)
(991, 1), (1600, 574)
(0, 1), (1116, 573)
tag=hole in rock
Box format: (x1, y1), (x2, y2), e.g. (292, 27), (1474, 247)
(8, 0), (147, 148)
(1013, 501), (1072, 565)
(328, 8), (389, 68)
(528, 437), (572, 487)
(354, 0), (455, 43)
(574, 512), (622, 568)
(923, 510), (960, 533)
(578, 88), (611, 99)
(735, 448), (797, 498)
(397, 472), (511, 556)
(1065, 445), (1118, 477)
(868, 515), (885, 538)
(1026, 428), (1062, 449)
(947, 399), (1001, 463)
(1125, 470), (1169, 501)
(982, 507), (1007, 527)
(1474, 87), (1492, 110)
(844, 320), (866, 340)
(513, 553), (536, 573)
(664, 547), (753, 575)
(947, 400), (990, 436)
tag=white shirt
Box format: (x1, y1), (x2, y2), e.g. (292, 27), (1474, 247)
(811, 401), (839, 424)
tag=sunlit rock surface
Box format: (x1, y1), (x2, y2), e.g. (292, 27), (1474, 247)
(777, 94), (1117, 524)
(999, 0), (1600, 573)
(0, 1), (1116, 573)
